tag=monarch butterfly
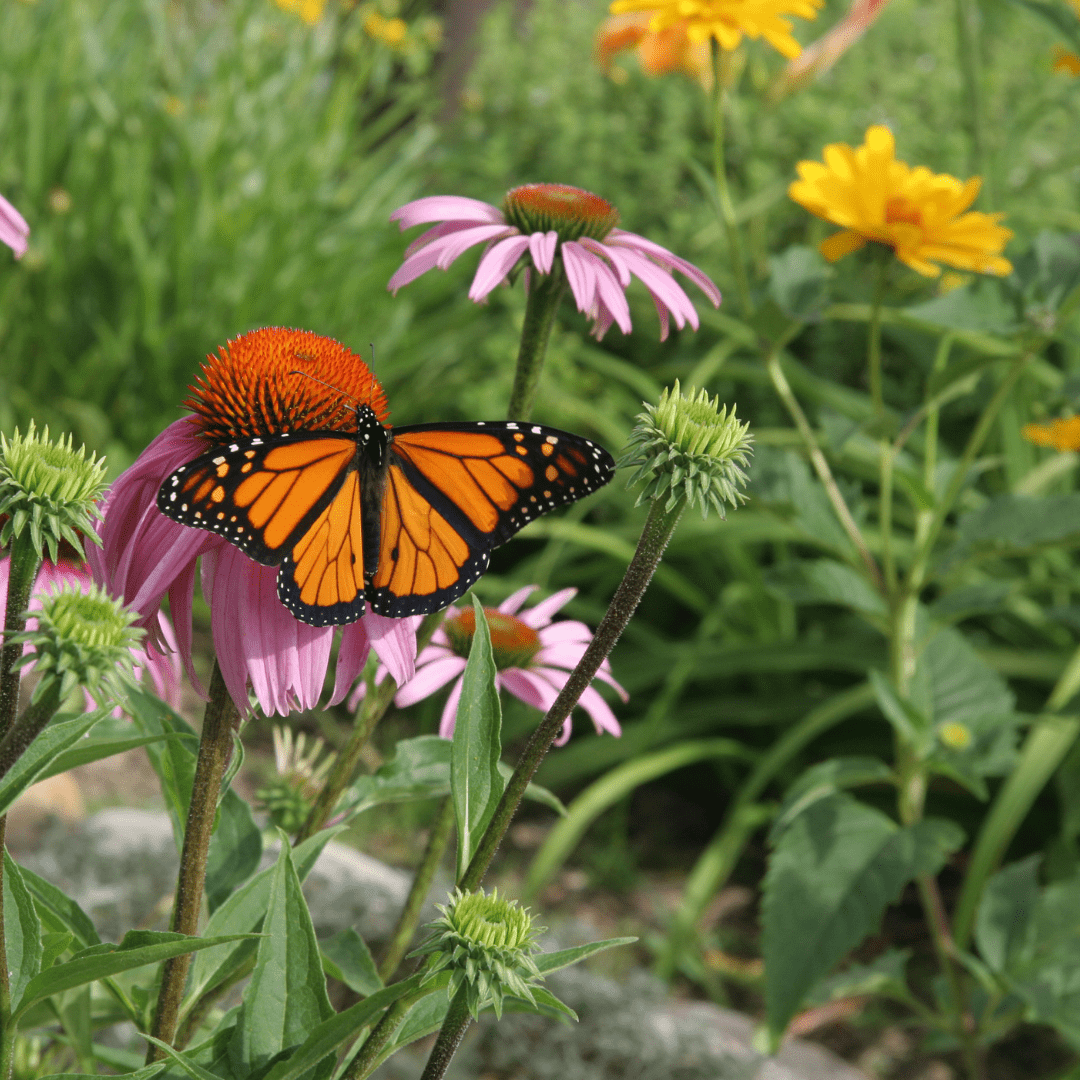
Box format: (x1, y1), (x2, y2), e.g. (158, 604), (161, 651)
(156, 397), (615, 626)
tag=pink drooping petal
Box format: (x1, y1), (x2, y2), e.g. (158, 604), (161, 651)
(0, 192), (29, 259)
(388, 224), (516, 293)
(166, 557), (206, 698)
(368, 612), (420, 686)
(579, 237), (632, 287)
(585, 252), (633, 334)
(137, 614), (184, 709)
(469, 235), (532, 301)
(397, 655), (467, 708)
(391, 195), (505, 230)
(438, 675), (467, 738)
(519, 587), (577, 628)
(328, 620), (372, 707)
(560, 240), (598, 315)
(591, 304), (616, 342)
(653, 295), (672, 342)
(617, 248), (701, 335)
(606, 229), (722, 306)
(534, 641), (588, 671)
(533, 665), (622, 738)
(499, 585), (540, 616)
(500, 667), (559, 713)
(537, 618), (593, 645)
(528, 231), (559, 275)
(404, 220), (485, 259)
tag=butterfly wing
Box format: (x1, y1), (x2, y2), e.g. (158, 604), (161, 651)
(366, 422), (615, 618)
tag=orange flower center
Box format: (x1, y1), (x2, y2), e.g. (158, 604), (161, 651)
(445, 606), (542, 670)
(183, 327), (389, 445)
(885, 197), (924, 229)
(503, 183), (620, 243)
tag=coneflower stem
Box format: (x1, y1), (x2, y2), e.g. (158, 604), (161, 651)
(0, 530), (41, 742)
(378, 796), (455, 983)
(461, 495), (686, 891)
(507, 269), (566, 422)
(147, 661), (239, 1062)
(296, 612), (444, 844)
(419, 985), (471, 1080)
(0, 684), (64, 781)
(710, 41), (751, 318)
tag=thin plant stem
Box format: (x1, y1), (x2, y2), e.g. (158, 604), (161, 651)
(378, 796), (455, 983)
(710, 42), (752, 317)
(147, 661), (240, 1062)
(880, 442), (897, 595)
(0, 683), (64, 780)
(506, 269), (566, 422)
(296, 611), (444, 843)
(343, 998), (411, 1080)
(765, 346), (884, 592)
(419, 985), (471, 1080)
(461, 495), (687, 891)
(867, 258), (888, 419)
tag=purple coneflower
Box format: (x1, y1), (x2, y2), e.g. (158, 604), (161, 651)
(89, 340), (418, 719)
(0, 553), (182, 710)
(0, 193), (29, 260)
(388, 183), (720, 341)
(391, 585), (626, 745)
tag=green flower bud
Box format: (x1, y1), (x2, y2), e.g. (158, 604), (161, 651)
(411, 888), (544, 1020)
(256, 726), (335, 834)
(620, 381), (753, 519)
(12, 583), (143, 708)
(0, 422), (107, 562)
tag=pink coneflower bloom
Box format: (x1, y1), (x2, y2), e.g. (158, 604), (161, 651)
(88, 331), (418, 719)
(393, 586), (627, 745)
(1, 192), (29, 260)
(388, 183), (720, 341)
(0, 553), (182, 710)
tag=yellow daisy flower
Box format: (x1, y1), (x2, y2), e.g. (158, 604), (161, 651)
(1023, 416), (1080, 452)
(608, 0), (824, 60)
(1052, 45), (1080, 75)
(788, 125), (1013, 278)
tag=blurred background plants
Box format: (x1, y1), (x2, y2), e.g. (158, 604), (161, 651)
(5, 0), (1080, 1074)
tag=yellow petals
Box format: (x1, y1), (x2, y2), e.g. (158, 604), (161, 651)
(1023, 416), (1080, 452)
(609, 0), (823, 59)
(1052, 46), (1080, 75)
(274, 0), (326, 24)
(365, 11), (408, 45)
(789, 125), (1013, 278)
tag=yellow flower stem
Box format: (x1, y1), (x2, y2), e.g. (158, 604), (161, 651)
(710, 41), (752, 317)
(765, 341), (884, 593)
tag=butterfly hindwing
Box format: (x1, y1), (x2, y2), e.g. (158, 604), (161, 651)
(365, 422), (615, 618)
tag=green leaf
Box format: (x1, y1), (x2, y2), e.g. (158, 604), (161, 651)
(182, 829), (342, 1015)
(762, 793), (964, 1040)
(17, 932), (256, 1017)
(905, 283), (1018, 336)
(142, 1038), (229, 1080)
(0, 709), (108, 817)
(336, 736), (451, 820)
(534, 937), (638, 975)
(806, 949), (911, 1006)
(22, 866), (101, 947)
(40, 1065), (167, 1080)
(5, 851), (44, 1012)
(771, 757), (894, 839)
(229, 836), (333, 1078)
(946, 494), (1080, 567)
(41, 931), (74, 969)
(259, 974), (431, 1080)
(768, 245), (832, 320)
(37, 713), (178, 780)
(377, 991), (450, 1059)
(763, 559), (887, 619)
(320, 929), (382, 998)
(976, 854), (1041, 973)
(870, 671), (931, 750)
(205, 788), (263, 914)
(451, 598), (504, 882)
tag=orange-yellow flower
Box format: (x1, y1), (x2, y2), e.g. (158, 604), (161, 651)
(788, 125), (1013, 278)
(1052, 45), (1080, 75)
(596, 12), (711, 82)
(608, 0), (823, 60)
(274, 0), (326, 24)
(1023, 416), (1080, 452)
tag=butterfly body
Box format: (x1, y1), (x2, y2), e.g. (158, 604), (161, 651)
(157, 409), (614, 626)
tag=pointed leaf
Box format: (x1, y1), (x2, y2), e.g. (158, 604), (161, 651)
(41, 932), (74, 970)
(229, 837), (333, 1077)
(142, 1038), (229, 1080)
(975, 854), (1041, 973)
(534, 937), (638, 975)
(204, 788), (262, 913)
(762, 794), (963, 1039)
(41, 1066), (167, 1080)
(451, 599), (504, 882)
(772, 756), (894, 839)
(5, 851), (43, 1012)
(22, 866), (101, 946)
(320, 929), (382, 997)
(870, 671), (931, 749)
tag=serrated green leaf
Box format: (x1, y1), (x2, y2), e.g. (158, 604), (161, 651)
(452, 599), (504, 882)
(5, 851), (43, 1012)
(764, 559), (887, 620)
(976, 855), (1041, 973)
(320, 929), (382, 998)
(17, 932), (256, 1017)
(946, 494), (1080, 568)
(771, 757), (894, 839)
(229, 836), (333, 1077)
(763, 794), (964, 1039)
(534, 937), (638, 975)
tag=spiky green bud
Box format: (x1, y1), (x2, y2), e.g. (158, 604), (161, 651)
(0, 422), (107, 562)
(619, 381), (753, 519)
(11, 583), (142, 707)
(256, 727), (335, 834)
(411, 888), (544, 1020)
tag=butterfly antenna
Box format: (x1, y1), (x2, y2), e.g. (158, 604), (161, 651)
(369, 343), (376, 375)
(288, 368), (359, 404)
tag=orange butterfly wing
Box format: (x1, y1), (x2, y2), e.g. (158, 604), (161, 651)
(366, 422), (614, 617)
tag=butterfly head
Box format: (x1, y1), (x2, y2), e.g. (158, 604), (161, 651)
(183, 328), (389, 445)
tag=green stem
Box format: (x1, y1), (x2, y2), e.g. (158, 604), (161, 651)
(955, 0), (988, 195)
(710, 42), (751, 317)
(0, 817), (8, 1080)
(766, 346), (884, 592)
(461, 495), (687, 891)
(147, 662), (240, 1062)
(867, 259), (888, 419)
(343, 998), (411, 1080)
(419, 985), (471, 1080)
(0, 682), (64, 780)
(0, 530), (42, 741)
(296, 612), (444, 843)
(506, 269), (566, 422)
(378, 796), (455, 983)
